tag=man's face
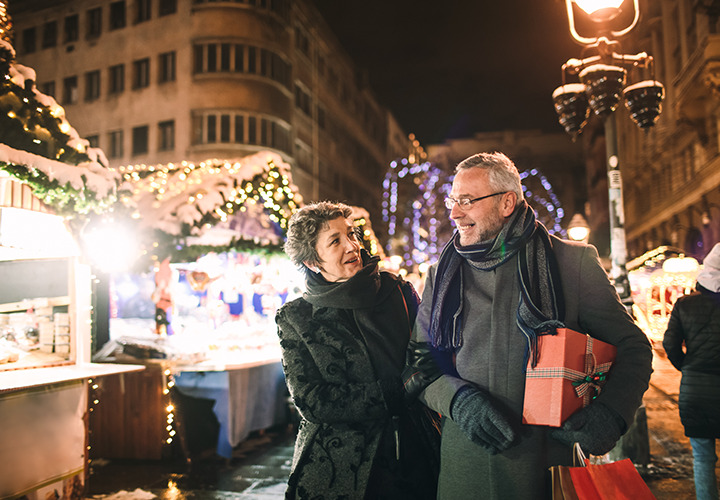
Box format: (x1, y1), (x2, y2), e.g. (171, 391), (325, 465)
(449, 168), (510, 246)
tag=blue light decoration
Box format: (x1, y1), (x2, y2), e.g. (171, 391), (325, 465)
(519, 169), (566, 237)
(383, 159), (566, 270)
(382, 158), (452, 269)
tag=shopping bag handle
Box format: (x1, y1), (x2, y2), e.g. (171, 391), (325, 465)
(573, 442), (587, 467)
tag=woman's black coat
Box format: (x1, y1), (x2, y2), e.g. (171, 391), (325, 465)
(276, 266), (434, 499)
(663, 285), (720, 438)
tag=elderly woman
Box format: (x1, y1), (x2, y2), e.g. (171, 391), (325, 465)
(275, 201), (434, 499)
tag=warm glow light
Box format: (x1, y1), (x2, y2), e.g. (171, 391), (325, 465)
(662, 256), (699, 274)
(574, 0), (624, 17)
(82, 219), (139, 273)
(567, 213), (590, 242)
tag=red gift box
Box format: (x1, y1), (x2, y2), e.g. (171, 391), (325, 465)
(522, 328), (617, 427)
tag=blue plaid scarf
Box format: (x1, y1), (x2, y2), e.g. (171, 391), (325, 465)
(429, 201), (565, 368)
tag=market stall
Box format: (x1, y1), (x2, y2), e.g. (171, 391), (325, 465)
(88, 153), (307, 460)
(0, 58), (142, 498)
(628, 246), (700, 345)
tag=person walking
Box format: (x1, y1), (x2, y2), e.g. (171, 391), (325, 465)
(276, 201), (436, 499)
(663, 242), (720, 500)
(403, 152), (653, 499)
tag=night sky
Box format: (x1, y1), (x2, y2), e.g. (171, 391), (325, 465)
(313, 0), (584, 145)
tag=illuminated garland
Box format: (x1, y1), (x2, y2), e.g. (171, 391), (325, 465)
(110, 157), (301, 271)
(519, 169), (566, 237)
(382, 159), (567, 268)
(1, 160), (118, 219)
(382, 158), (451, 268)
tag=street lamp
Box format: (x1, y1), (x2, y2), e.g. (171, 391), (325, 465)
(553, 0), (664, 306)
(567, 213), (591, 244)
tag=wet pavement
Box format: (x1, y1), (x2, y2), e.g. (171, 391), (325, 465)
(85, 350), (717, 499)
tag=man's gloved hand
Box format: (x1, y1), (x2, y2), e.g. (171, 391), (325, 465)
(551, 402), (626, 455)
(450, 385), (516, 455)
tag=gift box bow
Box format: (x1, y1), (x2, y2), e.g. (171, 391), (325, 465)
(526, 336), (613, 405)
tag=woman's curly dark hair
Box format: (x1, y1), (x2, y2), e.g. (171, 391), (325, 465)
(284, 201), (353, 269)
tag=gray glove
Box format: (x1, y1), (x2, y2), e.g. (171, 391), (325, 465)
(551, 402), (625, 455)
(450, 385), (516, 454)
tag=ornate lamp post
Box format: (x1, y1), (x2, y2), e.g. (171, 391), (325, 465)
(553, 0), (664, 306)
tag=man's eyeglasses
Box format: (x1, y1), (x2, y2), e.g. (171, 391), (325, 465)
(444, 192), (507, 210)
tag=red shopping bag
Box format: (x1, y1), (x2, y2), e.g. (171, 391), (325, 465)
(550, 445), (656, 500)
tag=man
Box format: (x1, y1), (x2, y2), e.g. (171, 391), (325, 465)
(404, 152), (653, 499)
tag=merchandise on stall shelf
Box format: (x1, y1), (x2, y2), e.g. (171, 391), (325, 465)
(628, 247), (700, 343)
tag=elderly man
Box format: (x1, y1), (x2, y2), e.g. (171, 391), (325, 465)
(404, 152), (653, 499)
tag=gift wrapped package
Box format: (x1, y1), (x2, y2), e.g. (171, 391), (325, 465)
(522, 328), (617, 427)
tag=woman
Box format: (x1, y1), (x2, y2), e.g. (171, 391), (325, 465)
(663, 242), (720, 500)
(275, 201), (434, 499)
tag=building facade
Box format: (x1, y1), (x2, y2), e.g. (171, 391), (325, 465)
(610, 0), (720, 261)
(9, 0), (411, 241)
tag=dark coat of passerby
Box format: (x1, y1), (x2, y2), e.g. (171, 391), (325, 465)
(404, 152), (654, 499)
(663, 242), (720, 500)
(275, 201), (436, 499)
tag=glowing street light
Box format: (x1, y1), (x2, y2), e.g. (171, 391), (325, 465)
(553, 0), (664, 306)
(567, 213), (591, 243)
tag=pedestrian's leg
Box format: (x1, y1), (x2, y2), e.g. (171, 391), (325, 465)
(689, 437), (719, 500)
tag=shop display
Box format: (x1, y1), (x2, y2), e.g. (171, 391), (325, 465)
(97, 250), (304, 369)
(628, 247), (700, 343)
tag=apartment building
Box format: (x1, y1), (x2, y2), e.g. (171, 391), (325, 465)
(9, 0), (411, 241)
(606, 0), (720, 260)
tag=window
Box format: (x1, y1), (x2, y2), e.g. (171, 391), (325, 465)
(108, 130), (124, 158)
(132, 125), (149, 155)
(220, 115), (230, 142)
(234, 115), (244, 143)
(64, 14), (79, 43)
(248, 116), (256, 143)
(136, 0), (151, 23)
(86, 135), (99, 148)
(109, 64), (125, 93)
(42, 21), (57, 48)
(63, 76), (78, 104)
(87, 7), (102, 38)
(21, 28), (36, 54)
(110, 1), (126, 30)
(39, 81), (55, 98)
(207, 43), (217, 72)
(247, 47), (256, 73)
(294, 84), (311, 116)
(159, 0), (177, 16)
(220, 44), (231, 71)
(295, 25), (309, 57)
(85, 70), (101, 101)
(158, 120), (174, 151)
(158, 51), (175, 83)
(207, 115), (217, 143)
(234, 44), (244, 72)
(132, 58), (150, 89)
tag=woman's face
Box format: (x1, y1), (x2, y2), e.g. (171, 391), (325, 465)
(310, 216), (363, 282)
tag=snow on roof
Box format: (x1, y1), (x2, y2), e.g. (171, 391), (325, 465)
(121, 151), (302, 238)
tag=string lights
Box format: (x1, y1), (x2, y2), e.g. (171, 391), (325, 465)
(382, 158), (567, 270)
(382, 158), (451, 269)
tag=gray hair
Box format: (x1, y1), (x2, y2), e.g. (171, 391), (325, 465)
(284, 201), (353, 268)
(455, 152), (524, 201)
